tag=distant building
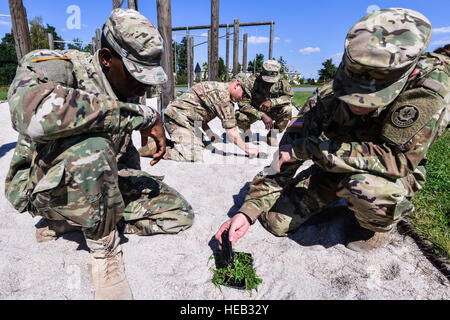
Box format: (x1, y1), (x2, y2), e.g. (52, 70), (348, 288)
(195, 62), (208, 82)
(284, 65), (301, 81)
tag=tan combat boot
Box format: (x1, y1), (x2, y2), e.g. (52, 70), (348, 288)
(346, 228), (392, 252)
(86, 230), (133, 300)
(266, 131), (278, 146)
(138, 138), (157, 157)
(36, 218), (81, 242)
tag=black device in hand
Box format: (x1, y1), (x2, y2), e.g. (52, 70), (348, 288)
(221, 230), (234, 267)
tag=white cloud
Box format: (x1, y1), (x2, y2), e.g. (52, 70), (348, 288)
(329, 52), (344, 63)
(433, 26), (450, 34)
(284, 39), (292, 43)
(248, 36), (269, 44)
(274, 36), (280, 43)
(0, 19), (11, 27)
(431, 38), (450, 46)
(299, 46), (320, 55)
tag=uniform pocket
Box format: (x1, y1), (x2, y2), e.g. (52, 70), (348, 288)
(31, 161), (66, 219)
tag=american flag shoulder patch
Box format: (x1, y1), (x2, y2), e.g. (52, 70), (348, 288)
(288, 116), (304, 128)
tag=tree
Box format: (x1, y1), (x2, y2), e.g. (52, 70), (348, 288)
(67, 37), (90, 53)
(277, 56), (287, 73)
(45, 23), (65, 50)
(29, 16), (47, 50)
(29, 16), (65, 50)
(318, 58), (337, 82)
(173, 37), (187, 76)
(247, 53), (264, 73)
(202, 62), (208, 81)
(0, 31), (18, 85)
(218, 57), (226, 81)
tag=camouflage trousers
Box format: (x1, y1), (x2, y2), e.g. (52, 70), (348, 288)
(163, 116), (205, 162)
(239, 162), (416, 235)
(235, 104), (292, 132)
(27, 135), (194, 240)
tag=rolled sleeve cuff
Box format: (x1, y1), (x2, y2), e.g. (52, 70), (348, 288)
(238, 202), (262, 224)
(292, 138), (310, 160)
(222, 119), (237, 129)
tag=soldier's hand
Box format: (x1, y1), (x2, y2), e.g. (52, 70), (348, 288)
(260, 100), (272, 112)
(245, 147), (260, 157)
(140, 113), (166, 166)
(277, 144), (297, 172)
(261, 113), (274, 130)
(215, 213), (251, 248)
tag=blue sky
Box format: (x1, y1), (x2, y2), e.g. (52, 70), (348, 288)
(1, 0), (449, 78)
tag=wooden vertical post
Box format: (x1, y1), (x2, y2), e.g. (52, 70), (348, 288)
(188, 36), (194, 87)
(210, 0), (219, 81)
(112, 0), (124, 9)
(243, 33), (248, 73)
(269, 21), (274, 60)
(95, 29), (101, 51)
(186, 30), (191, 88)
(48, 33), (54, 50)
(8, 0), (31, 61)
(225, 25), (229, 81)
(128, 0), (138, 10)
(157, 0), (175, 109)
(207, 29), (211, 80)
(92, 37), (97, 52)
(233, 18), (239, 76)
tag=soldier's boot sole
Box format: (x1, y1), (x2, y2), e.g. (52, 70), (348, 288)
(35, 219), (81, 243)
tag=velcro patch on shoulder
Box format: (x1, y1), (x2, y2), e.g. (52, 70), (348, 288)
(288, 116), (304, 128)
(381, 87), (444, 145)
(31, 56), (75, 86)
(282, 80), (294, 95)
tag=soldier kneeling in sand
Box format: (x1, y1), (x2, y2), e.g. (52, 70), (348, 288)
(139, 80), (260, 162)
(215, 8), (449, 253)
(5, 9), (194, 300)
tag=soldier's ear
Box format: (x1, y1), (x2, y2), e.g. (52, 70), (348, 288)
(100, 48), (114, 68)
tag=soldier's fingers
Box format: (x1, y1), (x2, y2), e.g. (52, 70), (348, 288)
(215, 221), (231, 244)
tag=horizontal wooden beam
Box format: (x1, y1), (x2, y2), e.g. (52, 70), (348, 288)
(172, 21), (274, 31)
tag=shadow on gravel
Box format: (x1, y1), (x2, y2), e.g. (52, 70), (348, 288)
(288, 200), (360, 248)
(34, 218), (129, 252)
(224, 182), (361, 249)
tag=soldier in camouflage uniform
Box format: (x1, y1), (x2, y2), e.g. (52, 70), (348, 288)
(5, 9), (194, 299)
(216, 8), (449, 252)
(234, 60), (294, 146)
(139, 80), (259, 162)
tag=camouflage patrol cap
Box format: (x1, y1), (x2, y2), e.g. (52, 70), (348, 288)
(333, 8), (432, 108)
(261, 60), (281, 83)
(234, 72), (253, 96)
(102, 8), (167, 85)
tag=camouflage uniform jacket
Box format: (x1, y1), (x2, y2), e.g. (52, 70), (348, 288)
(5, 49), (158, 212)
(287, 52), (449, 188)
(164, 81), (237, 129)
(237, 73), (294, 120)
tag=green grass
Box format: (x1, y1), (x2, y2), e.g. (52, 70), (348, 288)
(209, 252), (262, 295)
(292, 91), (313, 109)
(0, 85), (9, 101)
(409, 130), (450, 260)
